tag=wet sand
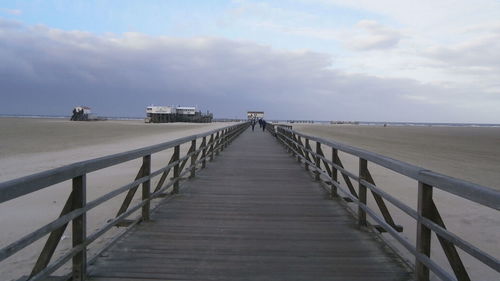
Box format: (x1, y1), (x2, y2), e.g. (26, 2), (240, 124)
(0, 118), (234, 281)
(292, 123), (500, 280)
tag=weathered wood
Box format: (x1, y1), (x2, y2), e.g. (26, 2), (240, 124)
(304, 138), (311, 171)
(153, 153), (177, 193)
(332, 152), (359, 198)
(281, 129), (500, 210)
(142, 155), (151, 221)
(290, 133), (305, 162)
(314, 142), (322, 181)
(30, 191), (75, 277)
(89, 129), (412, 281)
(209, 134), (215, 161)
(331, 148), (339, 198)
(416, 181), (433, 281)
(201, 136), (207, 168)
(173, 145), (180, 194)
(214, 132), (221, 156)
(72, 175), (87, 281)
(363, 166), (401, 232)
(190, 139), (197, 178)
(315, 144), (333, 178)
(0, 123), (248, 205)
(430, 201), (471, 281)
(178, 142), (195, 173)
(358, 158), (368, 227)
(116, 165), (145, 217)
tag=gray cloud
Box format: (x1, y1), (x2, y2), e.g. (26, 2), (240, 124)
(424, 33), (500, 72)
(0, 19), (495, 122)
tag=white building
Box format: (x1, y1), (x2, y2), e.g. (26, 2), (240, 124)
(247, 111), (264, 120)
(176, 107), (196, 115)
(146, 106), (176, 114)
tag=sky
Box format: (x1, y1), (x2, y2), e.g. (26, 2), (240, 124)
(1, 0), (499, 122)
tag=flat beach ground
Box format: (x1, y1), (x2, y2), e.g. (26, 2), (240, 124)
(292, 123), (500, 280)
(0, 117), (234, 281)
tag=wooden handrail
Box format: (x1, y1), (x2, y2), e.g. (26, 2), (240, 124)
(268, 124), (499, 281)
(0, 124), (248, 204)
(0, 122), (250, 281)
(275, 126), (500, 210)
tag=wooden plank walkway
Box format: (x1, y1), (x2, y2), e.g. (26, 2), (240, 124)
(89, 128), (412, 281)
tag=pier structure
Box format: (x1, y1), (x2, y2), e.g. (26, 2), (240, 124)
(0, 123), (499, 281)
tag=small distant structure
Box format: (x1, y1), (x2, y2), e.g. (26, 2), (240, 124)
(70, 106), (106, 121)
(145, 105), (213, 123)
(330, 121), (359, 125)
(247, 111), (264, 120)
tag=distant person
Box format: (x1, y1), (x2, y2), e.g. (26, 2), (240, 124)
(251, 120), (256, 131)
(262, 119), (267, 131)
(258, 118), (263, 128)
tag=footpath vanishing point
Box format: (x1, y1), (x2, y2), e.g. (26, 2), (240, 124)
(0, 122), (498, 281)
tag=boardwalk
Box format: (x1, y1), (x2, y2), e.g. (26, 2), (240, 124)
(89, 128), (412, 281)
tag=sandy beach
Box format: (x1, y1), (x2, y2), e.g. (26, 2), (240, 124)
(291, 123), (500, 280)
(0, 118), (234, 281)
(0, 119), (498, 280)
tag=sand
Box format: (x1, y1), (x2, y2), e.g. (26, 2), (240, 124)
(291, 123), (500, 281)
(0, 118), (234, 281)
(1, 119), (498, 280)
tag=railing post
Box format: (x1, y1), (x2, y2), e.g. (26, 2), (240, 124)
(142, 155), (151, 221)
(173, 145), (180, 194)
(209, 134), (215, 161)
(224, 129), (229, 148)
(220, 130), (225, 152)
(190, 139), (197, 178)
(72, 175), (87, 281)
(315, 142), (321, 181)
(304, 138), (310, 171)
(294, 133), (301, 162)
(201, 136), (207, 168)
(215, 132), (220, 156)
(331, 148), (338, 198)
(358, 158), (368, 226)
(416, 181), (433, 281)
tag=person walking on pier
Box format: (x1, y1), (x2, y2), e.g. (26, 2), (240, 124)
(262, 119), (267, 131)
(251, 120), (256, 131)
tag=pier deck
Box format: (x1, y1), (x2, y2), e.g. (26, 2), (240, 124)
(88, 128), (412, 281)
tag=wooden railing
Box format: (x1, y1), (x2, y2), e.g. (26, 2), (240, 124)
(267, 123), (499, 281)
(0, 122), (249, 281)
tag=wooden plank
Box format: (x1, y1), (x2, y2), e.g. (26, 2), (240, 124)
(331, 148), (339, 198)
(416, 181), (433, 281)
(115, 165), (145, 217)
(201, 137), (207, 168)
(153, 153), (177, 193)
(172, 145), (180, 194)
(431, 201), (471, 281)
(190, 139), (197, 178)
(358, 158), (368, 227)
(364, 166), (402, 232)
(72, 175), (87, 281)
(141, 155), (151, 221)
(30, 192), (75, 277)
(332, 152), (359, 198)
(314, 142), (321, 181)
(88, 129), (411, 281)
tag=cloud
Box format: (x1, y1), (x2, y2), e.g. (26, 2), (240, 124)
(0, 18), (498, 122)
(347, 20), (402, 50)
(0, 8), (22, 16)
